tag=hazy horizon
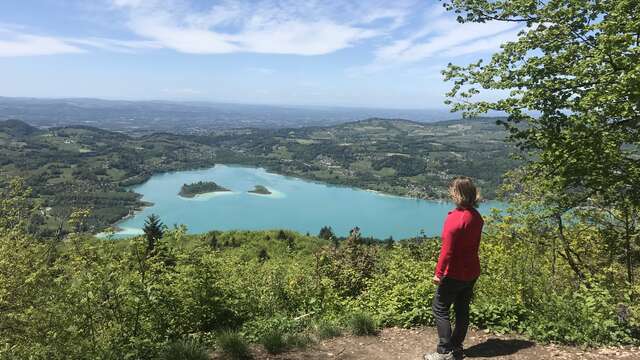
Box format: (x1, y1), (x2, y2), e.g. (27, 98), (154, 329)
(0, 95), (457, 112)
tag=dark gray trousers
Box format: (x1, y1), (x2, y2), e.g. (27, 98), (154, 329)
(432, 277), (477, 354)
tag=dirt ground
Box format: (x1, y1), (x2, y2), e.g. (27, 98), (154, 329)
(220, 327), (640, 360)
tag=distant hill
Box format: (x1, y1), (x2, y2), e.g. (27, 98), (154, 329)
(0, 119), (39, 137)
(0, 97), (458, 135)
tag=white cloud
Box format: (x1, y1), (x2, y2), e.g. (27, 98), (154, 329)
(0, 25), (163, 57)
(0, 28), (84, 57)
(65, 37), (162, 53)
(108, 0), (411, 55)
(442, 28), (522, 57)
(352, 4), (523, 74)
(376, 20), (519, 64)
(0, 1), (521, 63)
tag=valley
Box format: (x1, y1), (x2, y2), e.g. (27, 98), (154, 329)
(0, 117), (519, 236)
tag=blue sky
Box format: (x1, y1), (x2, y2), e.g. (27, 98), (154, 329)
(0, 0), (521, 108)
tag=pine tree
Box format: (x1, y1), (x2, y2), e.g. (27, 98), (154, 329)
(318, 226), (335, 240)
(385, 236), (394, 249)
(207, 232), (218, 249)
(286, 235), (295, 251)
(258, 248), (269, 262)
(142, 214), (164, 253)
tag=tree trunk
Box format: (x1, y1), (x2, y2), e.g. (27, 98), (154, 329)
(557, 214), (586, 282)
(624, 208), (633, 284)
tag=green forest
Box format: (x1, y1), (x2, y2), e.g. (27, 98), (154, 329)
(1, 0), (640, 359)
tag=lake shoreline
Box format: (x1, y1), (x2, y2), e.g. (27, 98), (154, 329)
(101, 164), (504, 240)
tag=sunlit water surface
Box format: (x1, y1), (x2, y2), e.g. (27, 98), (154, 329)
(108, 165), (502, 239)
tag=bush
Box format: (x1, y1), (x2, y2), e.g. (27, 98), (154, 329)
(285, 333), (312, 349)
(318, 235), (379, 297)
(260, 330), (287, 354)
(524, 284), (635, 345)
(356, 248), (436, 327)
(470, 302), (529, 334)
(348, 312), (378, 336)
(159, 339), (209, 360)
(217, 331), (252, 360)
(314, 319), (342, 339)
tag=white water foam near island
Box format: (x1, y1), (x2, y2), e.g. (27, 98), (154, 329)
(109, 164), (503, 239)
(179, 191), (240, 201)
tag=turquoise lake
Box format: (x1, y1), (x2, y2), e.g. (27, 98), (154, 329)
(110, 165), (502, 239)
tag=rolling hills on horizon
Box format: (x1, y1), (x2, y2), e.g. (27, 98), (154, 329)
(0, 96), (459, 135)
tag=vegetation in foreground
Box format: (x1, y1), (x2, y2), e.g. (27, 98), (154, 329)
(1, 179), (638, 359)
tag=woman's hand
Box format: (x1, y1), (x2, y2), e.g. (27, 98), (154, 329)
(433, 275), (441, 285)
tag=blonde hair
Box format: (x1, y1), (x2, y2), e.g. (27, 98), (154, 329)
(448, 176), (480, 208)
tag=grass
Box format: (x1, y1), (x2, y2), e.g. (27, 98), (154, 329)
(260, 328), (313, 354)
(315, 320), (342, 339)
(285, 333), (312, 349)
(159, 339), (209, 360)
(260, 330), (287, 354)
(348, 312), (378, 336)
(217, 331), (252, 360)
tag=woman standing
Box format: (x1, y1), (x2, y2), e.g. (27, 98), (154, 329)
(425, 177), (483, 360)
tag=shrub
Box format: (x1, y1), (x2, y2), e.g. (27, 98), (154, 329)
(314, 319), (342, 339)
(356, 248), (436, 327)
(469, 302), (529, 334)
(217, 331), (252, 360)
(260, 330), (287, 354)
(348, 312), (378, 336)
(318, 239), (379, 297)
(285, 333), (312, 349)
(524, 284), (635, 345)
(159, 339), (209, 360)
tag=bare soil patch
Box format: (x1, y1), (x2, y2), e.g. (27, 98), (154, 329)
(214, 327), (640, 360)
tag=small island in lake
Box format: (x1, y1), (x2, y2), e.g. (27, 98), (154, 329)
(179, 181), (230, 198)
(248, 185), (272, 195)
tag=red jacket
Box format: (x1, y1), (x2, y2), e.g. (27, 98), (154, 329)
(435, 207), (484, 281)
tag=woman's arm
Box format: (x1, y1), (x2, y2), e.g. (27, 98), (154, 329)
(434, 215), (461, 279)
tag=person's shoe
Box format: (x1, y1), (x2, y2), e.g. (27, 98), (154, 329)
(424, 352), (454, 360)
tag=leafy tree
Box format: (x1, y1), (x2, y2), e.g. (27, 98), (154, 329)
(0, 178), (37, 232)
(443, 0), (640, 202)
(443, 0), (640, 284)
(143, 214), (164, 252)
